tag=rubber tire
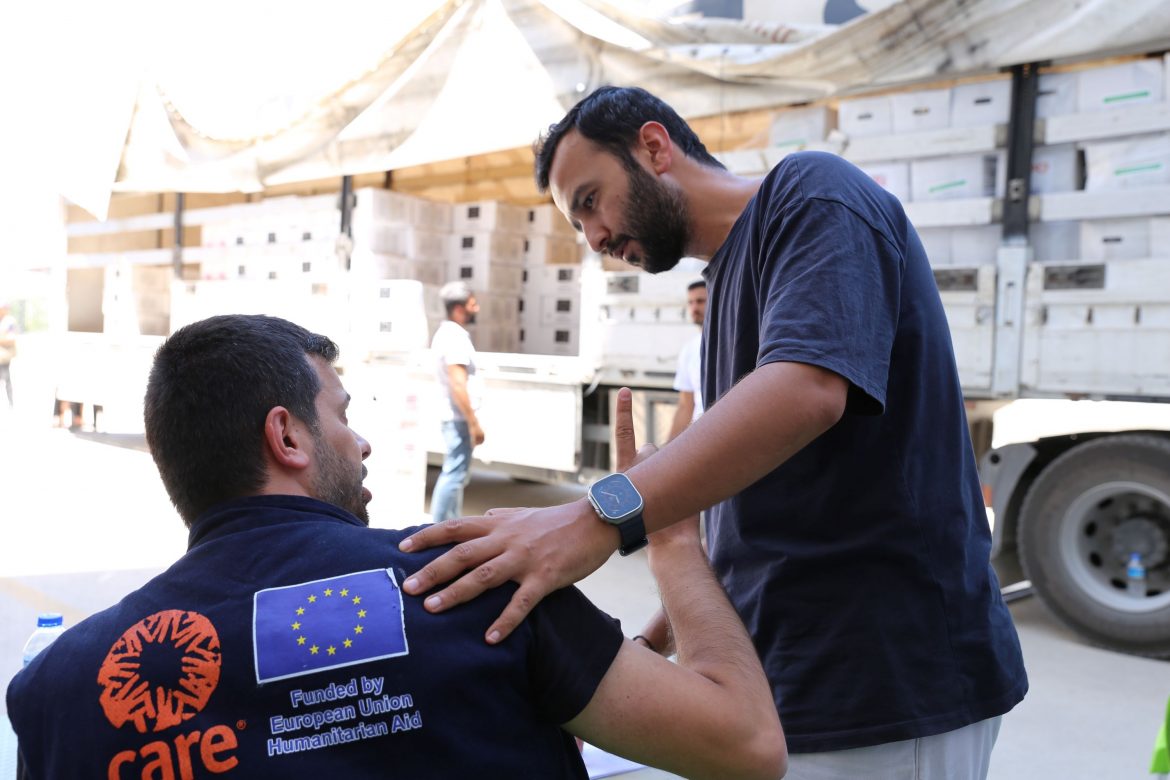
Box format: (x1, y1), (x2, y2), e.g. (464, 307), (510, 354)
(1018, 433), (1170, 658)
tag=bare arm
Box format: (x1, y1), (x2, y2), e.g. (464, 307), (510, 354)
(667, 390), (695, 442)
(401, 361), (848, 641)
(446, 363), (484, 445)
(567, 516), (785, 780)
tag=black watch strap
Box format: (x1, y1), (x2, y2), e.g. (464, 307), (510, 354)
(616, 516), (648, 556)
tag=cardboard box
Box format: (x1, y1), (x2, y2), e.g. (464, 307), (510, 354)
(451, 231), (526, 265)
(1152, 216), (1170, 258)
(453, 201), (527, 234)
(1036, 71), (1079, 118)
(892, 88), (952, 134)
(350, 250), (445, 286)
(950, 225), (1001, 266)
(466, 322), (519, 353)
(951, 80), (1011, 128)
(1031, 221), (1080, 262)
(1077, 59), (1164, 112)
(915, 227), (952, 266)
(838, 95), (893, 138)
(351, 222), (449, 260)
(538, 293), (581, 325)
(523, 235), (581, 266)
(520, 325), (579, 356)
(526, 204), (576, 237)
(769, 106), (835, 149)
(1083, 133), (1170, 190)
(860, 162), (910, 202)
(1080, 218), (1151, 261)
(446, 257), (524, 295)
(910, 154), (998, 201)
(354, 189), (451, 230)
(715, 149), (767, 175)
(1030, 144), (1080, 194)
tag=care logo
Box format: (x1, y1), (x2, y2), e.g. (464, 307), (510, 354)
(98, 610), (240, 777)
(98, 610), (222, 733)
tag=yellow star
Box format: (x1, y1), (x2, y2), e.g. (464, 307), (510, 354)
(310, 645), (319, 655)
(354, 625), (364, 634)
(352, 596), (361, 605)
(291, 621), (301, 630)
(343, 639), (353, 648)
(295, 607), (305, 616)
(324, 588), (333, 597)
(327, 646), (336, 656)
(340, 588), (349, 597)
(357, 609), (367, 618)
(308, 595), (317, 603)
(297, 636), (306, 645)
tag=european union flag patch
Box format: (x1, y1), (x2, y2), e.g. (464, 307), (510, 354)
(253, 568), (409, 683)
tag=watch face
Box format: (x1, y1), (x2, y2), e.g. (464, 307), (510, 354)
(592, 474), (642, 521)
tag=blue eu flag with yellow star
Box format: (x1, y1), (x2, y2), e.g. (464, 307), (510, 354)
(253, 568), (409, 683)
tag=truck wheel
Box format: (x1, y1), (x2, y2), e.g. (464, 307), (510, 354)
(1018, 434), (1170, 657)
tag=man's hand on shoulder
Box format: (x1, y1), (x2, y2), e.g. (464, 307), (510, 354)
(399, 497), (619, 643)
(399, 387), (647, 643)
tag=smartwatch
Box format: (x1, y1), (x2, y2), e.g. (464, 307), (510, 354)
(587, 473), (648, 556)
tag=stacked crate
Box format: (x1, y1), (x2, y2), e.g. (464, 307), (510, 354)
(449, 201), (528, 353)
(519, 204), (583, 356)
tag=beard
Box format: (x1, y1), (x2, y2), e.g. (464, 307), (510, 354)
(311, 432), (370, 525)
(612, 162), (691, 274)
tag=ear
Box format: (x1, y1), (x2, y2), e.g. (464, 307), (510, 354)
(637, 122), (674, 174)
(263, 406), (312, 471)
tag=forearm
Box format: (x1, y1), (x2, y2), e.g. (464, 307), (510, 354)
(648, 534), (783, 777)
(448, 382), (478, 425)
(632, 361), (845, 533)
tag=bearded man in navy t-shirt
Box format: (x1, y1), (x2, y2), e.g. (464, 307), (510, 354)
(399, 86), (1028, 779)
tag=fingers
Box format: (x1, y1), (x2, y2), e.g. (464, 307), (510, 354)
(614, 386), (637, 472)
(410, 542), (517, 613)
(399, 515), (489, 553)
(485, 581), (551, 644)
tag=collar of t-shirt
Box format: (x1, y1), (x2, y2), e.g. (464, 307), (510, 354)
(187, 494), (366, 550)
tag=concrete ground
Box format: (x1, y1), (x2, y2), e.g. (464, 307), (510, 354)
(0, 415), (1166, 778)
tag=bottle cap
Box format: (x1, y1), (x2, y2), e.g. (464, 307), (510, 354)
(36, 613), (64, 628)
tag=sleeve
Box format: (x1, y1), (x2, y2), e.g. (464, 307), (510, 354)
(526, 585), (624, 724)
(757, 196), (903, 415)
(433, 326), (472, 368)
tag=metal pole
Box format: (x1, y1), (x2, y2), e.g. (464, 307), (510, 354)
(172, 192), (186, 279)
(1002, 63), (1041, 242)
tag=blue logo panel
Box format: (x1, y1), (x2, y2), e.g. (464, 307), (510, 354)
(253, 568), (408, 683)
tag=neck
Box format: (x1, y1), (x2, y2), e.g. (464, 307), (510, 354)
(675, 160), (764, 260)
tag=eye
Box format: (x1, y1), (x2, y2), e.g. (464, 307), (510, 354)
(583, 193), (595, 210)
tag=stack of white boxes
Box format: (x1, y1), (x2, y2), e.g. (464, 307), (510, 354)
(449, 201), (527, 353)
(519, 204), (583, 356)
(591, 260), (704, 376)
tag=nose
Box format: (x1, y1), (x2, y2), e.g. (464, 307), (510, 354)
(582, 219), (610, 254)
(357, 432), (372, 460)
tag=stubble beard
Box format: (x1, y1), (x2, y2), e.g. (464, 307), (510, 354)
(616, 163), (691, 274)
(311, 431), (370, 525)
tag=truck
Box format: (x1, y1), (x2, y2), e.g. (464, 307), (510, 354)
(10, 3), (1169, 657)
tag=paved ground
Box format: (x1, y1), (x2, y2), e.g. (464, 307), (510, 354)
(0, 416), (1166, 778)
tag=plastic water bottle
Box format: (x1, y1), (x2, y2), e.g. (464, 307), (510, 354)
(21, 613), (65, 667)
(1126, 553), (1147, 598)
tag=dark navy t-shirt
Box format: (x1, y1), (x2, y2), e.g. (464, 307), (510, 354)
(7, 496), (623, 778)
(702, 151), (1027, 752)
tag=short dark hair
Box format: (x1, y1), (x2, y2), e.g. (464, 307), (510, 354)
(144, 314), (339, 525)
(687, 280), (707, 292)
(534, 86), (724, 192)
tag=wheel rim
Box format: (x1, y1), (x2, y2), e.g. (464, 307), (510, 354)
(1059, 480), (1170, 614)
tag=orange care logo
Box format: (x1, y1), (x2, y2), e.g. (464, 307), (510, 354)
(99, 610), (240, 777)
(98, 610), (222, 733)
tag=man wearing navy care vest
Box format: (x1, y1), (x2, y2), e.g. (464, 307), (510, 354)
(397, 86), (1028, 779)
(7, 314), (785, 779)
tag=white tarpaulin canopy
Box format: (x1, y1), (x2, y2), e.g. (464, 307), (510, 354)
(21, 0), (1170, 218)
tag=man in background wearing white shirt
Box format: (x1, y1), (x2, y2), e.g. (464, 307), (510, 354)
(668, 280), (707, 441)
(429, 281), (484, 521)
